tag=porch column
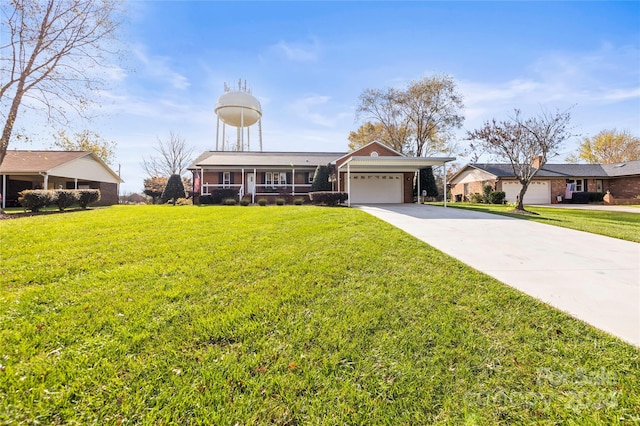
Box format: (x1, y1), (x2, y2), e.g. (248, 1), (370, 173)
(74, 178), (78, 189)
(43, 173), (48, 190)
(416, 170), (420, 204)
(292, 167), (295, 196)
(347, 163), (351, 207)
(1, 174), (6, 210)
(241, 168), (245, 200)
(443, 163), (447, 208)
(253, 169), (256, 204)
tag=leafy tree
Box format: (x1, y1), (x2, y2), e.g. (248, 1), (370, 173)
(348, 122), (386, 151)
(50, 129), (117, 165)
(310, 165), (332, 191)
(467, 108), (573, 212)
(141, 131), (194, 178)
(0, 0), (123, 167)
(143, 176), (167, 204)
(161, 174), (186, 205)
(567, 129), (639, 164)
(355, 75), (464, 157)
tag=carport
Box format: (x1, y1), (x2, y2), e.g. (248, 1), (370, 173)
(336, 156), (456, 207)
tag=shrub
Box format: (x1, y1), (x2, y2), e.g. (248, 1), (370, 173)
(240, 197), (250, 206)
(489, 191), (506, 204)
(162, 174), (186, 205)
(175, 198), (193, 206)
(200, 189), (238, 205)
(587, 192), (605, 203)
(257, 198), (268, 206)
(18, 190), (54, 212)
(293, 198), (305, 205)
(275, 198), (286, 206)
(77, 189), (101, 209)
(571, 192), (589, 204)
(309, 191), (348, 206)
(54, 190), (78, 211)
(223, 198), (237, 206)
(469, 193), (484, 203)
(414, 167), (439, 198)
(482, 184), (492, 204)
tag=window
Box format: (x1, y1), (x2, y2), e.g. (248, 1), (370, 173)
(266, 172), (287, 186)
(567, 179), (583, 192)
(370, 151), (379, 157)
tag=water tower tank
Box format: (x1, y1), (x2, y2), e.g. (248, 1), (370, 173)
(215, 91), (262, 127)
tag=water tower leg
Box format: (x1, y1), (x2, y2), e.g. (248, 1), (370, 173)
(222, 123), (226, 151)
(215, 116), (220, 151)
(258, 119), (263, 152)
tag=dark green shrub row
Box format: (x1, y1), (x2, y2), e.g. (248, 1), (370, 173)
(308, 191), (348, 206)
(587, 192), (605, 203)
(18, 189), (101, 212)
(200, 189), (238, 205)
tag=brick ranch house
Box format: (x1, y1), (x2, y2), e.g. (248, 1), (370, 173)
(188, 141), (455, 205)
(0, 150), (123, 209)
(449, 158), (640, 205)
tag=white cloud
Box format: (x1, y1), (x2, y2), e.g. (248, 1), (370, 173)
(289, 95), (351, 128)
(270, 38), (321, 63)
(132, 44), (190, 90)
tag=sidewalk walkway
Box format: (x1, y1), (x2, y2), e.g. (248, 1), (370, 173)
(358, 204), (640, 347)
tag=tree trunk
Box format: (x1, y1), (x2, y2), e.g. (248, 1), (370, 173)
(516, 183), (529, 211)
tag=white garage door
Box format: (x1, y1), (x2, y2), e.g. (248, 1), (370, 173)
(503, 180), (550, 205)
(349, 173), (403, 204)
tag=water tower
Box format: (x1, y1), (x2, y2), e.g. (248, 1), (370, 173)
(215, 79), (263, 151)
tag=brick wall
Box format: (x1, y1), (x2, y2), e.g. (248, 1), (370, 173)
(607, 176), (640, 199)
(450, 180), (497, 201)
(97, 182), (118, 205)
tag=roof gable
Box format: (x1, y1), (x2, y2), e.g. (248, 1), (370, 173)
(0, 150), (123, 183)
(333, 141), (404, 168)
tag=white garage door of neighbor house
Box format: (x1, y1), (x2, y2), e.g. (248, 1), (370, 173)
(503, 181), (550, 205)
(350, 173), (403, 204)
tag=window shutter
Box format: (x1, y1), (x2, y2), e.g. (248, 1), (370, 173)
(230, 173), (235, 184)
(219, 172), (223, 185)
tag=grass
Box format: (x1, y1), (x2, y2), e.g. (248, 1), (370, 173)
(1, 205), (639, 424)
(443, 203), (640, 243)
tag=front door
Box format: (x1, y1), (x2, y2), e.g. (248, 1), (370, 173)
(247, 173), (255, 194)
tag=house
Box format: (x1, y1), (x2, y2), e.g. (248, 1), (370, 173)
(188, 141), (455, 205)
(449, 159), (640, 205)
(0, 150), (123, 209)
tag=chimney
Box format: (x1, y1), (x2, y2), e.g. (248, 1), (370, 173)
(532, 155), (544, 169)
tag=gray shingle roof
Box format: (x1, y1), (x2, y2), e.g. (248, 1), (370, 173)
(189, 151), (347, 169)
(470, 161), (640, 178)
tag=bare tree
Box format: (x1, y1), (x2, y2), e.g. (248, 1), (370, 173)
(400, 75), (464, 157)
(355, 87), (411, 153)
(141, 131), (194, 178)
(354, 75), (464, 156)
(0, 0), (123, 167)
(467, 108), (573, 212)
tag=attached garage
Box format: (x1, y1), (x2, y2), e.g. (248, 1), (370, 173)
(349, 173), (403, 204)
(503, 180), (550, 205)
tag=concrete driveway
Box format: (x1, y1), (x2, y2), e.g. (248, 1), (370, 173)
(357, 204), (640, 347)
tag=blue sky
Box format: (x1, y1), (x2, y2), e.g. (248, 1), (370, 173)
(19, 1), (640, 193)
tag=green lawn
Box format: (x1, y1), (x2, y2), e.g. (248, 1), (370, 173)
(444, 203), (640, 243)
(1, 205), (638, 424)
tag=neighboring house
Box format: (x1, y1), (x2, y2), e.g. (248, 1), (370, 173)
(189, 141), (455, 205)
(0, 150), (123, 209)
(449, 158), (640, 205)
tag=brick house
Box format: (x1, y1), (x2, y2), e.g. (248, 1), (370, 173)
(189, 141), (455, 205)
(449, 159), (640, 204)
(0, 150), (123, 208)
